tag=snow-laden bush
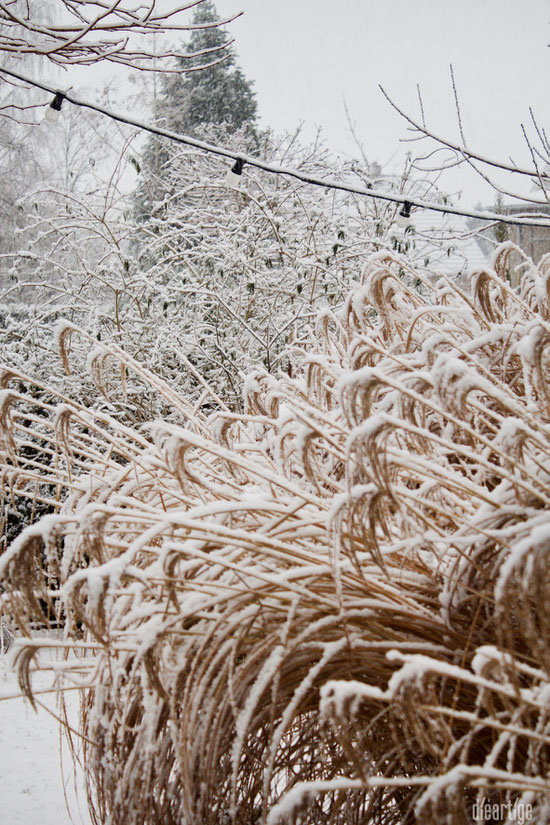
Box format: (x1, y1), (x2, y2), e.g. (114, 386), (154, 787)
(2, 125), (459, 418)
(2, 243), (549, 824)
(0, 120), (460, 549)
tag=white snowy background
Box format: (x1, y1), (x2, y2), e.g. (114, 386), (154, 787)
(0, 643), (91, 825)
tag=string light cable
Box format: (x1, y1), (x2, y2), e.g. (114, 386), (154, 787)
(2, 64), (550, 229)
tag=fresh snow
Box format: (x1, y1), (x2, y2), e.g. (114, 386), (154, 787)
(0, 642), (91, 825)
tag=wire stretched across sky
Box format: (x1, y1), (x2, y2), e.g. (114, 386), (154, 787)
(2, 63), (550, 229)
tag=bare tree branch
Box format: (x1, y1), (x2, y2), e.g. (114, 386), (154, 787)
(0, 0), (241, 71)
(379, 84), (547, 181)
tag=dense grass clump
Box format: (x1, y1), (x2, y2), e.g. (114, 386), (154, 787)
(1, 243), (550, 824)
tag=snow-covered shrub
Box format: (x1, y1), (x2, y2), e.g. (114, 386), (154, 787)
(3, 243), (549, 825)
(3, 123), (461, 419)
(0, 117), (461, 552)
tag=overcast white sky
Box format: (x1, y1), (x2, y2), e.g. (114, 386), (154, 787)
(210, 0), (550, 206)
(69, 0), (550, 207)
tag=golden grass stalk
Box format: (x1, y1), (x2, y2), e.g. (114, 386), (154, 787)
(1, 242), (550, 823)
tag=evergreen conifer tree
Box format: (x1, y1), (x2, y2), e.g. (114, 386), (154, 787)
(161, 0), (257, 137)
(135, 0), (258, 219)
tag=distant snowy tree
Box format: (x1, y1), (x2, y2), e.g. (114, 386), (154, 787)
(135, 0), (258, 222)
(159, 0), (258, 137)
(0, 15), (54, 261)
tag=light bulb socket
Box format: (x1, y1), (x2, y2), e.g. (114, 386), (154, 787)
(231, 157), (245, 176)
(225, 157), (245, 189)
(49, 91), (66, 112)
(399, 201), (412, 219)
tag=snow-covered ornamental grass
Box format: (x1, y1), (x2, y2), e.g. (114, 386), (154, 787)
(1, 243), (550, 824)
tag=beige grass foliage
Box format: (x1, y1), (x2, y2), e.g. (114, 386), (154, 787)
(1, 243), (550, 824)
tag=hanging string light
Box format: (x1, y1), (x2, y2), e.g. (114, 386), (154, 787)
(225, 157), (245, 188)
(395, 201), (413, 228)
(44, 91), (66, 123)
(1, 64), (549, 229)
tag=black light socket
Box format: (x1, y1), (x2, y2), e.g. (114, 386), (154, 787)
(231, 157), (245, 176)
(49, 91), (66, 112)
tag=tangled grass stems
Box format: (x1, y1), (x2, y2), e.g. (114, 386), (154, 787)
(1, 242), (550, 823)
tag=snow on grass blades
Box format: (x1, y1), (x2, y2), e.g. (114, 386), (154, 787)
(1, 243), (550, 824)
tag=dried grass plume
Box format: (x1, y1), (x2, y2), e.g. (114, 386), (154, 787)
(1, 243), (550, 824)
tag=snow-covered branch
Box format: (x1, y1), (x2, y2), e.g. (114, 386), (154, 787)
(381, 80), (550, 207)
(0, 0), (239, 70)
